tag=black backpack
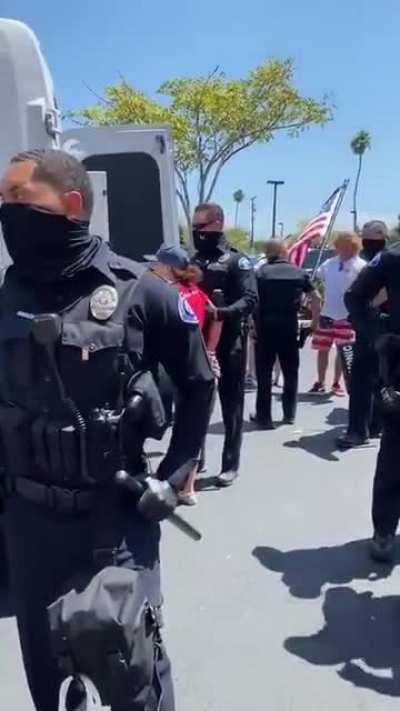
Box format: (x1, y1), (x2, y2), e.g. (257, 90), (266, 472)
(48, 566), (162, 710)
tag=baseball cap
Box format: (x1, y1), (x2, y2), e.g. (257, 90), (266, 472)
(155, 244), (189, 269)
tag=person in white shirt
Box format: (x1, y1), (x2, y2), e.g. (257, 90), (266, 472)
(310, 232), (366, 396)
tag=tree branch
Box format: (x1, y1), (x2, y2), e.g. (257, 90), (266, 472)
(204, 159), (228, 203)
(205, 117), (311, 177)
(175, 166), (191, 216)
(81, 81), (112, 106)
(176, 188), (190, 220)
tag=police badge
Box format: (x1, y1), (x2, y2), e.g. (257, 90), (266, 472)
(90, 285), (119, 321)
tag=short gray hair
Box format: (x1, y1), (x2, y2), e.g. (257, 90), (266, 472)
(10, 149), (93, 217)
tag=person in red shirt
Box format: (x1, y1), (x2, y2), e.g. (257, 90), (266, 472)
(177, 264), (209, 328)
(177, 264), (221, 504)
(150, 247), (221, 505)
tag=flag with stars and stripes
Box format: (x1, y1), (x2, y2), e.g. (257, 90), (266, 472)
(287, 184), (347, 268)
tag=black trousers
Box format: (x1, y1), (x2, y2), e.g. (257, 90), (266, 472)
(155, 365), (175, 426)
(255, 322), (299, 422)
(4, 494), (174, 711)
(347, 335), (382, 439)
(217, 330), (247, 473)
(372, 419), (400, 536)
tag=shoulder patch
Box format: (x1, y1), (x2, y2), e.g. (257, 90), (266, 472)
(178, 294), (199, 325)
(238, 256), (251, 270)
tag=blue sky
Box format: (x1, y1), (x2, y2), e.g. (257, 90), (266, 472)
(1, 0), (399, 236)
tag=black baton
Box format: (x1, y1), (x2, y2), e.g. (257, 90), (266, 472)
(114, 469), (202, 542)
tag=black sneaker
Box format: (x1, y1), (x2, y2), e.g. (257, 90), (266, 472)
(249, 413), (275, 430)
(370, 532), (395, 563)
(309, 382), (326, 395)
(336, 433), (369, 450)
(217, 470), (239, 487)
(282, 417), (295, 425)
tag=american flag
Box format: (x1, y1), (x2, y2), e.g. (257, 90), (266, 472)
(287, 185), (346, 267)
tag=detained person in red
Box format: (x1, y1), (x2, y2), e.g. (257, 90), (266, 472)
(149, 246), (221, 505)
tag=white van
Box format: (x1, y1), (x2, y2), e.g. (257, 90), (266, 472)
(0, 18), (179, 267)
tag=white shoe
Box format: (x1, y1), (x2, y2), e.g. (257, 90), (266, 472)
(178, 492), (198, 506)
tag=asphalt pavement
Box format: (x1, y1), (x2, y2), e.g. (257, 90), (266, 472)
(1, 350), (400, 710)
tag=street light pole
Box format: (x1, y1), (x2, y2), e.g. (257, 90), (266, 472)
(267, 180), (285, 238)
(278, 221), (284, 240)
(250, 196), (257, 248)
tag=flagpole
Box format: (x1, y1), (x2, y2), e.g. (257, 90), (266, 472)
(311, 179), (349, 280)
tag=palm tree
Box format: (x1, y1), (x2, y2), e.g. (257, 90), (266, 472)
(233, 189), (245, 227)
(350, 130), (371, 232)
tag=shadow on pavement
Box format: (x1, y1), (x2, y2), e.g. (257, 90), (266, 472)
(296, 392), (334, 405)
(326, 407), (348, 426)
(252, 538), (398, 599)
(195, 476), (221, 492)
(285, 586), (400, 697)
(207, 420), (263, 436)
(284, 425), (344, 462)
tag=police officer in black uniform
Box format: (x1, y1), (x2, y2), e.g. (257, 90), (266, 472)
(0, 149), (214, 710)
(251, 240), (316, 428)
(345, 244), (400, 562)
(192, 203), (257, 487)
(337, 220), (388, 450)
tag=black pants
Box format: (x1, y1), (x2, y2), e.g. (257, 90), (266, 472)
(156, 365), (175, 426)
(217, 330), (247, 472)
(347, 336), (382, 439)
(372, 419), (400, 536)
(197, 382), (217, 471)
(255, 322), (299, 422)
(4, 493), (174, 711)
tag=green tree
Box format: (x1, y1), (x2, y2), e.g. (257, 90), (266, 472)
(233, 189), (245, 227)
(225, 227), (250, 252)
(252, 239), (267, 253)
(77, 60), (331, 236)
(351, 130), (371, 232)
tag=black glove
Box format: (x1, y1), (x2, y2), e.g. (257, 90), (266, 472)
(125, 371), (167, 440)
(137, 477), (178, 522)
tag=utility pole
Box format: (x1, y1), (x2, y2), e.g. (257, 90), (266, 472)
(250, 196), (257, 248)
(267, 180), (285, 238)
(278, 221), (284, 240)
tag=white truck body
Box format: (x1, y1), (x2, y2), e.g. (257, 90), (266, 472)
(0, 18), (179, 265)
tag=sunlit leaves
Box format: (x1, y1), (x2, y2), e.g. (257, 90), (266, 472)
(77, 60), (331, 217)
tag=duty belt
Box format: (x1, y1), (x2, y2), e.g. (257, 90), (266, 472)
(14, 477), (95, 513)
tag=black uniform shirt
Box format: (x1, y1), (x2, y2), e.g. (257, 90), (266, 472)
(256, 258), (313, 324)
(0, 241), (214, 485)
(345, 246), (400, 342)
(193, 242), (258, 325)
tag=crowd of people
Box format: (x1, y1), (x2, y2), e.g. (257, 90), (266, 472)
(158, 210), (398, 572)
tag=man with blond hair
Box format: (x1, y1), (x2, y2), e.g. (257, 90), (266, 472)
(310, 231), (366, 396)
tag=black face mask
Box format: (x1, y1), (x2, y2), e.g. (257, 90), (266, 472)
(192, 229), (224, 254)
(362, 238), (385, 262)
(0, 203), (101, 282)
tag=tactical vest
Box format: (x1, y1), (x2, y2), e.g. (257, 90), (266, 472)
(0, 266), (142, 486)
